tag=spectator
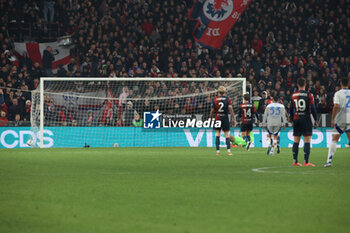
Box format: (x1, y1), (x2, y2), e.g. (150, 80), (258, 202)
(11, 113), (25, 126)
(57, 64), (68, 77)
(132, 113), (143, 127)
(116, 118), (124, 127)
(24, 100), (31, 121)
(0, 89), (7, 114)
(42, 46), (54, 77)
(123, 101), (136, 126)
(252, 90), (261, 111)
(316, 87), (328, 113)
(43, 0), (55, 22)
(0, 110), (9, 126)
(30, 62), (44, 81)
(258, 91), (268, 118)
(58, 106), (73, 126)
(251, 34), (263, 55)
(118, 87), (129, 107)
(103, 117), (114, 127)
(8, 98), (22, 121)
(45, 99), (58, 125)
(83, 110), (97, 126)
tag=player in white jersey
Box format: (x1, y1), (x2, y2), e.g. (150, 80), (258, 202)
(263, 95), (287, 156)
(324, 78), (350, 167)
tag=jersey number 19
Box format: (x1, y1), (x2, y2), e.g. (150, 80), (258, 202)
(293, 99), (306, 112)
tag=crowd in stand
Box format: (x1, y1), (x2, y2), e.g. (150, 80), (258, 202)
(0, 0), (350, 126)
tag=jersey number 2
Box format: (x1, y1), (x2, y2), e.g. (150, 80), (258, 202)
(218, 102), (224, 112)
(346, 96), (350, 108)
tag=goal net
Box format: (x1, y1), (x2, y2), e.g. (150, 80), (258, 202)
(31, 78), (246, 148)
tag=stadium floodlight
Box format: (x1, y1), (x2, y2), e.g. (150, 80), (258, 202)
(31, 77), (246, 148)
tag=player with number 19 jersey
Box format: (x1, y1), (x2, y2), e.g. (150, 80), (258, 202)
(211, 96), (232, 131)
(290, 90), (317, 136)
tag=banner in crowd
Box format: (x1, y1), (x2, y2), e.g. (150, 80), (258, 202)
(14, 42), (71, 71)
(0, 127), (348, 149)
(189, 0), (251, 49)
(49, 90), (107, 108)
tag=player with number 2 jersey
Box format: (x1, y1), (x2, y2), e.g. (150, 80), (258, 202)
(210, 86), (235, 156)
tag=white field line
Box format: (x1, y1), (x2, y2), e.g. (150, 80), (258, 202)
(251, 166), (339, 175)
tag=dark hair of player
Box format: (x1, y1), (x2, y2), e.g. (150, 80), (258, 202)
(243, 93), (250, 101)
(297, 78), (306, 87)
(273, 95), (279, 102)
(340, 77), (349, 87)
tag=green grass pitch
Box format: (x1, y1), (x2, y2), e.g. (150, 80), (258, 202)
(0, 147), (349, 233)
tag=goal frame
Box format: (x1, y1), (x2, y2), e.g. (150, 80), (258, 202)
(39, 77), (246, 148)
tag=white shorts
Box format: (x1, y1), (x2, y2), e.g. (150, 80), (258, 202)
(267, 126), (281, 136)
(333, 123), (350, 135)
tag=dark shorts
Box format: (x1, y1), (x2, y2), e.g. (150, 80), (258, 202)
(213, 116), (230, 131)
(293, 119), (312, 136)
(241, 123), (253, 132)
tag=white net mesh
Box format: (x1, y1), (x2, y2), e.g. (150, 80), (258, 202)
(31, 78), (245, 148)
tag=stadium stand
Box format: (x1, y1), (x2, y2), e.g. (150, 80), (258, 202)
(0, 0), (349, 126)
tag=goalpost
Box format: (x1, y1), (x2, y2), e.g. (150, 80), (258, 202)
(31, 77), (246, 148)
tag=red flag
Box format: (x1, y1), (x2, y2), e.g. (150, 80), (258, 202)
(189, 0), (252, 49)
(14, 42), (71, 70)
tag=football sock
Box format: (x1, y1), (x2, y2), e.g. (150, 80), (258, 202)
(247, 135), (251, 142)
(327, 140), (337, 163)
(292, 142), (299, 163)
(277, 136), (280, 146)
(226, 137), (231, 150)
(304, 143), (310, 163)
(216, 136), (220, 151)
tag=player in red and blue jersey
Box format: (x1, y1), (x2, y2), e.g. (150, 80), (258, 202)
(239, 93), (259, 151)
(210, 86), (235, 156)
(290, 78), (318, 166)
